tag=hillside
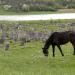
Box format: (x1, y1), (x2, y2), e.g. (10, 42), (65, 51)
(0, 0), (75, 12)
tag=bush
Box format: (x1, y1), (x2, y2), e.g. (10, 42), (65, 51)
(3, 5), (12, 10)
(21, 4), (30, 12)
(30, 5), (57, 11)
(67, 3), (75, 9)
(53, 3), (65, 9)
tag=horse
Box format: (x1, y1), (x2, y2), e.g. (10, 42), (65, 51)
(42, 31), (75, 57)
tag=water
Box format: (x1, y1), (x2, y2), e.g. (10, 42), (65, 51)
(0, 13), (75, 21)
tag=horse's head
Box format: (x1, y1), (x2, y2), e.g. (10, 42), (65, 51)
(42, 47), (48, 57)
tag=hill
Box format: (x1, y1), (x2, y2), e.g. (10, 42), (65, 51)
(0, 0), (75, 12)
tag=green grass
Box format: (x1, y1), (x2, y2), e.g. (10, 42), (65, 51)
(0, 4), (75, 15)
(0, 10), (52, 15)
(0, 10), (57, 15)
(0, 6), (56, 15)
(0, 41), (75, 75)
(0, 19), (74, 25)
(0, 20), (75, 75)
(0, 19), (75, 32)
(0, 20), (75, 33)
(0, 9), (75, 15)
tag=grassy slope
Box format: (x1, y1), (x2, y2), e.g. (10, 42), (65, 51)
(0, 41), (75, 75)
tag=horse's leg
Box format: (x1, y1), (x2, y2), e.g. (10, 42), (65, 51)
(57, 45), (64, 56)
(52, 45), (55, 57)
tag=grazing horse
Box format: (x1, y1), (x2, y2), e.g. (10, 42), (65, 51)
(42, 31), (75, 57)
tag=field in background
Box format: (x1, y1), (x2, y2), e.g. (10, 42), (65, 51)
(0, 8), (75, 15)
(0, 20), (75, 75)
(1, 0), (75, 13)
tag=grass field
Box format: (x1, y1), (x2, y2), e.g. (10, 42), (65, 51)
(0, 6), (57, 15)
(0, 5), (75, 15)
(0, 20), (75, 75)
(0, 41), (75, 75)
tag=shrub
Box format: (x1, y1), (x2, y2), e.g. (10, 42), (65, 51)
(53, 3), (65, 9)
(67, 3), (75, 9)
(30, 5), (57, 11)
(3, 5), (12, 10)
(21, 4), (30, 12)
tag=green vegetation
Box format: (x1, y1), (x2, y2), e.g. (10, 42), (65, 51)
(0, 19), (75, 25)
(0, 19), (75, 32)
(0, 8), (75, 15)
(0, 5), (61, 15)
(0, 3), (75, 15)
(0, 0), (75, 14)
(0, 20), (75, 75)
(0, 41), (75, 75)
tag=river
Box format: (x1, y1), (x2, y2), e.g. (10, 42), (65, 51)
(0, 13), (75, 21)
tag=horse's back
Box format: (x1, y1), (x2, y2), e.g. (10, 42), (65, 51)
(50, 31), (75, 45)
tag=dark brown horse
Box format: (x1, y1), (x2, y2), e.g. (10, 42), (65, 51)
(42, 31), (75, 57)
